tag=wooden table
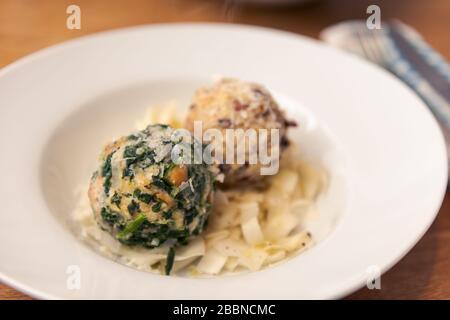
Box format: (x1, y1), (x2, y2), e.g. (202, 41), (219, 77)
(0, 0), (449, 300)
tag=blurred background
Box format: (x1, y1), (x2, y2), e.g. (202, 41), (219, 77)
(1, 0), (449, 65)
(0, 0), (449, 299)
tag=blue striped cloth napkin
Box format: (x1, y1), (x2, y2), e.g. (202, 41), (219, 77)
(320, 21), (450, 157)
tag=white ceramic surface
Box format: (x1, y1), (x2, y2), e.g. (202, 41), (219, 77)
(0, 23), (447, 299)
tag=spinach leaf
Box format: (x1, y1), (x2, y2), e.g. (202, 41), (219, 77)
(134, 189), (155, 204)
(152, 201), (162, 213)
(152, 177), (172, 194)
(101, 207), (121, 225)
(127, 200), (140, 215)
(102, 152), (114, 195)
(111, 192), (121, 207)
(117, 213), (147, 239)
(122, 143), (155, 178)
(165, 247), (176, 275)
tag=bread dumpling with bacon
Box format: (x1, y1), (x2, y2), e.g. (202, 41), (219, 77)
(185, 78), (295, 186)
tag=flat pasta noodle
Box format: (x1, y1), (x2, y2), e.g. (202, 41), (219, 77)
(241, 216), (265, 245)
(196, 249), (228, 275)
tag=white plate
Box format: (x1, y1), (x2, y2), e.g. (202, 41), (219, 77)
(0, 23), (447, 299)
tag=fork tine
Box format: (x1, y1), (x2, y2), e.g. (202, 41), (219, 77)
(357, 29), (388, 67)
(357, 30), (380, 65)
(356, 29), (374, 61)
(371, 30), (393, 67)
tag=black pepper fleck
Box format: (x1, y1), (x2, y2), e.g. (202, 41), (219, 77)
(233, 100), (249, 111)
(218, 118), (232, 128)
(280, 136), (290, 148)
(284, 119), (298, 127)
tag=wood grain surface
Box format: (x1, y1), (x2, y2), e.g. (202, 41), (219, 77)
(0, 0), (449, 300)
